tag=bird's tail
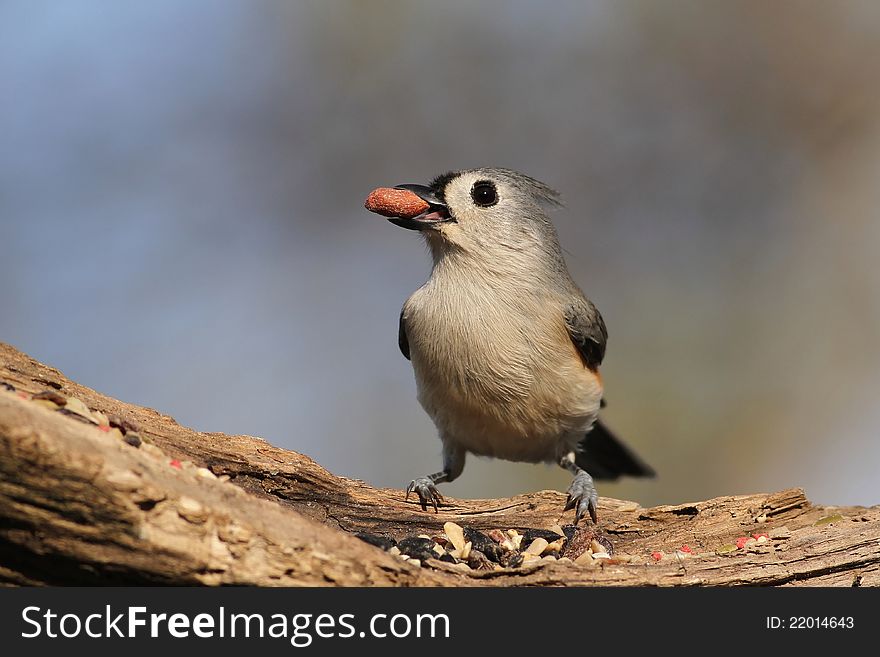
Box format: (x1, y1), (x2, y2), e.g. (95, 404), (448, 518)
(575, 419), (655, 480)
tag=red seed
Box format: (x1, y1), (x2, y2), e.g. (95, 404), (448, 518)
(364, 188), (430, 219)
(752, 532), (769, 540)
(679, 544), (693, 553)
(97, 425), (110, 432)
(651, 551), (663, 561)
(169, 459), (182, 469)
(735, 536), (750, 549)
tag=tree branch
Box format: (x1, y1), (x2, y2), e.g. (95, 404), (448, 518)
(1, 342), (877, 586)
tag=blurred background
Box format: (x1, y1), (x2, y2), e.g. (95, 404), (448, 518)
(2, 1), (879, 508)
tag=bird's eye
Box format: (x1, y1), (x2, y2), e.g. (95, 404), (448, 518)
(470, 181), (498, 207)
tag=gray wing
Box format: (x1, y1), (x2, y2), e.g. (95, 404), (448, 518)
(564, 299), (607, 370)
(398, 309), (410, 360)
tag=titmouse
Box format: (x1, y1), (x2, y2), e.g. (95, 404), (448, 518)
(364, 167), (654, 523)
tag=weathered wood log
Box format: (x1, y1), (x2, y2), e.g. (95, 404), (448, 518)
(1, 342), (877, 586)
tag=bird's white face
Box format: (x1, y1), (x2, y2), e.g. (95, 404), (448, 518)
(428, 170), (555, 259)
(363, 167), (565, 272)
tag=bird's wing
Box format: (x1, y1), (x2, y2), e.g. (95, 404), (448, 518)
(398, 309), (411, 360)
(564, 299), (607, 370)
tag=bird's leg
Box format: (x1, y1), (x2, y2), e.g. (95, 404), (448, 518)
(559, 450), (599, 523)
(405, 471), (447, 512)
(405, 442), (465, 512)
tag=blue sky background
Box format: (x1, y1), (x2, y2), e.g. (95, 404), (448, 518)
(2, 1), (879, 507)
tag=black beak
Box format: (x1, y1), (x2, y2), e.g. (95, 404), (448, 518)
(388, 184), (452, 231)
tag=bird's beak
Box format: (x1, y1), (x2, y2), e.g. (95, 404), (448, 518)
(364, 184), (452, 231)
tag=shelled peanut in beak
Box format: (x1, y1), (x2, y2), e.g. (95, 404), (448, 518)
(364, 188), (430, 219)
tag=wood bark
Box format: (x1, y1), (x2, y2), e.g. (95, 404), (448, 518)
(1, 342), (877, 586)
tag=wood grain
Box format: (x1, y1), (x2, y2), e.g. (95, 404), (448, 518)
(1, 342), (877, 586)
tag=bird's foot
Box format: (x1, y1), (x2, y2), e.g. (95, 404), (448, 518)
(405, 476), (444, 512)
(564, 470), (598, 524)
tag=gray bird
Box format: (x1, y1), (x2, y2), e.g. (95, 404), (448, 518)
(364, 167), (654, 523)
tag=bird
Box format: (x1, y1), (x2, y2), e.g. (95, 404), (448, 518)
(363, 167), (654, 523)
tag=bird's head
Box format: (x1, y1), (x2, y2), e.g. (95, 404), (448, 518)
(365, 168), (563, 263)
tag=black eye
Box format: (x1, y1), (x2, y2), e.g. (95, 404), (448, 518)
(470, 181), (498, 207)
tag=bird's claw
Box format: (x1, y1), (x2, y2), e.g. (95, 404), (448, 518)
(565, 470), (599, 524)
(405, 477), (444, 512)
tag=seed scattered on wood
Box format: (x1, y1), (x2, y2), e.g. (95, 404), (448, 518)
(466, 549), (493, 571)
(500, 551), (524, 569)
(354, 533), (396, 551)
(560, 526), (596, 560)
(486, 529), (507, 544)
(32, 377), (62, 389)
(769, 526), (791, 540)
(593, 535), (614, 555)
(397, 537), (437, 562)
(375, 522), (624, 574)
(64, 397), (93, 418)
(32, 390), (66, 405)
(443, 522), (466, 553)
(177, 496), (207, 523)
(574, 551), (595, 566)
(524, 538), (549, 556)
(108, 414), (140, 434)
(56, 407), (97, 424)
(105, 470), (141, 492)
(463, 527), (505, 563)
(738, 535), (764, 550)
(522, 528), (564, 545)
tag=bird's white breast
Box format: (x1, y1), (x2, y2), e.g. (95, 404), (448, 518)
(403, 271), (602, 463)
